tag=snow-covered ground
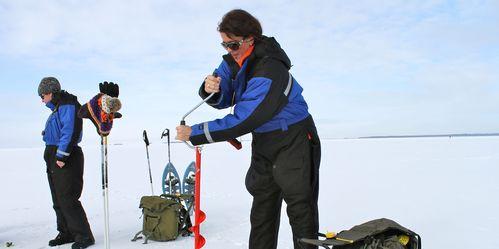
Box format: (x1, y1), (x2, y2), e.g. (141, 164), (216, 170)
(1, 136), (498, 249)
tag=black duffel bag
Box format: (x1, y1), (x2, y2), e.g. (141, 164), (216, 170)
(300, 218), (421, 249)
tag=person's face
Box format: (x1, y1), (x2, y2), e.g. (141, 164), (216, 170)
(220, 32), (254, 61)
(40, 92), (53, 104)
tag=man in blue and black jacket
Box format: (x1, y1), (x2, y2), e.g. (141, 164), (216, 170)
(176, 9), (321, 249)
(39, 77), (94, 249)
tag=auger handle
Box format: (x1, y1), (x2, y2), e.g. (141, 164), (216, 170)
(180, 71), (242, 150)
(180, 71), (218, 149)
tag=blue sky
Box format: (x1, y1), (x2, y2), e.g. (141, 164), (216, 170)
(1, 0), (498, 148)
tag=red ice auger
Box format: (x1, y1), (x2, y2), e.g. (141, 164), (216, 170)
(180, 73), (241, 249)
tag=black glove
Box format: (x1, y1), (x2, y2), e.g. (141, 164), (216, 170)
(99, 81), (119, 97)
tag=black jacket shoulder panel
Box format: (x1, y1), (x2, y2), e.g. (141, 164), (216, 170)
(222, 54), (240, 79)
(53, 91), (81, 107)
(254, 36), (291, 69)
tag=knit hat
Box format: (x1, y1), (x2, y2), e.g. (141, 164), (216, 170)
(78, 93), (122, 136)
(100, 95), (122, 114)
(38, 77), (61, 96)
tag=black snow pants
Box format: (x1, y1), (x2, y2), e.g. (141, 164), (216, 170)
(245, 115), (321, 249)
(44, 145), (94, 243)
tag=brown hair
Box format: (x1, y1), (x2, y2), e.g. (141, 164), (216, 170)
(217, 9), (262, 40)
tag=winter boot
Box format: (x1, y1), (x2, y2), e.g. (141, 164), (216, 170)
(49, 233), (74, 246)
(71, 237), (95, 249)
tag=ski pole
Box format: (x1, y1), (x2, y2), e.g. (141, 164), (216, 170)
(101, 136), (111, 249)
(78, 82), (121, 249)
(143, 130), (154, 195)
(160, 128), (172, 164)
(160, 128), (177, 195)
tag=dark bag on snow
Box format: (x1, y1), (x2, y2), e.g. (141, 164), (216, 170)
(300, 218), (421, 249)
(131, 194), (193, 244)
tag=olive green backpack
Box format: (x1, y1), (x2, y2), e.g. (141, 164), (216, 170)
(131, 194), (192, 244)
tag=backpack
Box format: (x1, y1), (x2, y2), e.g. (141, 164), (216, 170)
(131, 194), (193, 244)
(300, 218), (421, 249)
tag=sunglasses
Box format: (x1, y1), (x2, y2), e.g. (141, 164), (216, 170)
(221, 39), (248, 50)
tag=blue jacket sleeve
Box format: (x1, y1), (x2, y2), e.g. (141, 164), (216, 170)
(56, 104), (81, 161)
(190, 75), (288, 145)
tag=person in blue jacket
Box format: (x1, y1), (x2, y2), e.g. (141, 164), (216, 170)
(39, 77), (95, 249)
(176, 9), (321, 249)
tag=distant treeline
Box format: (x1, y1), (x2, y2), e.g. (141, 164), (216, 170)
(358, 133), (499, 139)
(151, 133), (499, 144)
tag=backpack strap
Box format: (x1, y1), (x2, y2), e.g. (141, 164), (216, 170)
(131, 230), (152, 244)
(130, 214), (162, 244)
(131, 231), (143, 242)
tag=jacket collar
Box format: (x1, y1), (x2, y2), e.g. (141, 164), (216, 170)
(46, 101), (56, 111)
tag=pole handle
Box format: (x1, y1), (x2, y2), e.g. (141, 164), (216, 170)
(161, 128), (173, 162)
(143, 130), (150, 146)
(161, 128), (169, 140)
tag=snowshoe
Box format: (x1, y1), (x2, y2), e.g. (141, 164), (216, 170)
(182, 161), (196, 214)
(162, 162), (181, 195)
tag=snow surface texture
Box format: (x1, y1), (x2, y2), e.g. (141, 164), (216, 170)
(1, 137), (498, 249)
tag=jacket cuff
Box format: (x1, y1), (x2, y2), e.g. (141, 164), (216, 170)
(190, 134), (208, 146)
(56, 149), (70, 162)
(190, 122), (211, 146)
